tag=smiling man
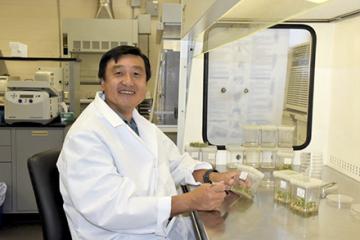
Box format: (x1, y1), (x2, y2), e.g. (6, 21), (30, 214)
(57, 46), (238, 240)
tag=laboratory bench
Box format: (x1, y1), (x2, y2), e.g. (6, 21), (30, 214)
(190, 166), (360, 240)
(0, 119), (71, 214)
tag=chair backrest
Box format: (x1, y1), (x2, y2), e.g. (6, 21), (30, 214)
(28, 149), (72, 240)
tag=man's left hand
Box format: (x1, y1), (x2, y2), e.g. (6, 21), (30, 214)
(210, 171), (239, 189)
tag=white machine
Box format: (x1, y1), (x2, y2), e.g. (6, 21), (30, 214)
(4, 69), (62, 124)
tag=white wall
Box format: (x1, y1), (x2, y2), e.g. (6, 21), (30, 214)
(324, 16), (360, 180)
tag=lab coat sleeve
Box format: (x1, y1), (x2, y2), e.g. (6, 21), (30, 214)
(156, 129), (212, 186)
(59, 131), (171, 236)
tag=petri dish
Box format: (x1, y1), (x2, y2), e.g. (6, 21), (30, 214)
(326, 194), (353, 209)
(351, 204), (360, 220)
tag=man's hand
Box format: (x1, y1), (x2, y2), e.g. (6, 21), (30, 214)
(190, 182), (227, 211)
(171, 182), (226, 216)
(210, 171), (239, 189)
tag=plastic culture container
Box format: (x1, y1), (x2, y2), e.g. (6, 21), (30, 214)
(261, 125), (277, 147)
(289, 175), (323, 216)
(244, 148), (260, 168)
(185, 142), (208, 160)
(201, 146), (217, 167)
(243, 125), (260, 147)
(278, 126), (295, 148)
(226, 145), (244, 169)
(260, 148), (276, 169)
(230, 165), (264, 200)
(275, 149), (294, 170)
(273, 170), (299, 204)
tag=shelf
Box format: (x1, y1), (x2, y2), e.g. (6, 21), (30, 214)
(0, 57), (80, 62)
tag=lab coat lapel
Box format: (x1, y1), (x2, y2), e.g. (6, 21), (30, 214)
(94, 92), (158, 159)
(132, 109), (158, 160)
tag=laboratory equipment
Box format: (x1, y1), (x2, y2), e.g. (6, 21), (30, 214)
(185, 142), (208, 160)
(351, 204), (360, 221)
(326, 194), (353, 209)
(230, 164), (264, 199)
(289, 175), (323, 216)
(201, 146), (217, 167)
(243, 125), (260, 147)
(261, 125), (277, 147)
(278, 126), (295, 147)
(275, 148), (294, 170)
(273, 170), (299, 204)
(244, 148), (260, 168)
(226, 145), (244, 169)
(260, 148), (276, 169)
(4, 69), (62, 124)
(300, 152), (323, 179)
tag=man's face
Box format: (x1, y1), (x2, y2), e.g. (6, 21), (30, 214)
(101, 54), (147, 117)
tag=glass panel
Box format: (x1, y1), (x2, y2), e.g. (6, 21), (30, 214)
(203, 25), (315, 149)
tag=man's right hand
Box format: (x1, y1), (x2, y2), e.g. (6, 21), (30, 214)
(189, 182), (227, 211)
(170, 182), (227, 217)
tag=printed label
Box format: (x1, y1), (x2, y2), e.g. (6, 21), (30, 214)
(239, 171), (249, 181)
(280, 180), (287, 189)
(297, 187), (305, 198)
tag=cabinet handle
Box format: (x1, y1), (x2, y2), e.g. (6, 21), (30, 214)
(31, 130), (49, 137)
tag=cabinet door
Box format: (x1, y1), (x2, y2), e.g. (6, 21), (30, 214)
(15, 129), (64, 212)
(0, 129), (11, 145)
(0, 163), (12, 212)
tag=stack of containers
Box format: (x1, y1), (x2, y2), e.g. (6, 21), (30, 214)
(261, 125), (277, 148)
(243, 125), (261, 168)
(185, 144), (202, 160)
(260, 148), (276, 169)
(273, 170), (300, 204)
(226, 145), (244, 169)
(289, 175), (323, 216)
(300, 152), (323, 179)
(278, 126), (295, 148)
(201, 145), (217, 167)
(275, 149), (294, 170)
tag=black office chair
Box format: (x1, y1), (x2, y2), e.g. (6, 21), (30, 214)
(28, 149), (72, 240)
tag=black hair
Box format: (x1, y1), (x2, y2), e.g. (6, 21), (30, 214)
(98, 45), (151, 82)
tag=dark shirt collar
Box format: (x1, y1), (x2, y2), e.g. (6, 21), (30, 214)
(114, 109), (139, 136)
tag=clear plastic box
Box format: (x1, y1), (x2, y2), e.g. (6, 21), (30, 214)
(243, 125), (260, 147)
(275, 148), (294, 170)
(260, 148), (276, 169)
(289, 175), (323, 216)
(226, 145), (244, 169)
(278, 126), (295, 148)
(261, 125), (277, 147)
(185, 145), (202, 160)
(273, 170), (299, 204)
(230, 165), (264, 199)
(201, 146), (217, 167)
(244, 148), (260, 168)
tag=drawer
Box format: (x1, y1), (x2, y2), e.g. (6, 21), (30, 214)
(0, 129), (11, 145)
(0, 146), (11, 162)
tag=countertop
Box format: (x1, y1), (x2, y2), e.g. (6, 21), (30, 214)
(193, 166), (360, 240)
(0, 116), (71, 128)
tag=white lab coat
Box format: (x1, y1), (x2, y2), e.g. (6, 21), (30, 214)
(57, 92), (211, 240)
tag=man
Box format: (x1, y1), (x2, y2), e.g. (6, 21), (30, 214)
(57, 45), (238, 239)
